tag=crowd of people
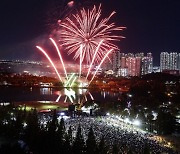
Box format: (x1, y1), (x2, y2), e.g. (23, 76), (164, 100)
(62, 115), (175, 154)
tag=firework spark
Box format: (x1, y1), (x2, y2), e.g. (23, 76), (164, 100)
(65, 73), (75, 87)
(88, 92), (94, 100)
(49, 38), (68, 80)
(79, 44), (83, 78)
(89, 49), (113, 84)
(36, 46), (63, 82)
(58, 4), (125, 64)
(56, 94), (61, 102)
(86, 39), (103, 79)
(70, 76), (77, 87)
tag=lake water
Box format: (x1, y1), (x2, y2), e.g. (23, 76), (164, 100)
(0, 86), (121, 103)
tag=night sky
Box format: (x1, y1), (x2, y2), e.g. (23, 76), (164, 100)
(0, 0), (180, 66)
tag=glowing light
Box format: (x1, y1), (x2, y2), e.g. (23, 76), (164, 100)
(124, 118), (130, 123)
(103, 92), (106, 98)
(133, 120), (141, 126)
(36, 46), (63, 82)
(60, 112), (65, 116)
(68, 1), (74, 7)
(56, 95), (61, 102)
(64, 88), (76, 103)
(23, 122), (27, 128)
(88, 92), (94, 100)
(64, 96), (67, 103)
(84, 95), (87, 102)
(106, 112), (110, 116)
(128, 94), (132, 97)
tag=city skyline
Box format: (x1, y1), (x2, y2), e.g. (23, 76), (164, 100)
(0, 0), (180, 66)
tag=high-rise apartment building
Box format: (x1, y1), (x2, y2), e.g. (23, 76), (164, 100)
(178, 53), (180, 70)
(160, 52), (169, 71)
(126, 57), (135, 76)
(169, 52), (178, 70)
(112, 50), (120, 73)
(120, 56), (126, 68)
(141, 53), (153, 75)
(126, 57), (141, 76)
(160, 52), (179, 72)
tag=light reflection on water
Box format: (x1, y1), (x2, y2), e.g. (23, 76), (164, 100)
(53, 88), (94, 104)
(40, 88), (53, 95)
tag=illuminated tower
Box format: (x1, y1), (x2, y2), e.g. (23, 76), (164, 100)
(169, 52), (178, 70)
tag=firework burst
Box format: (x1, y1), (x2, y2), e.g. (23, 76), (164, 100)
(58, 4), (125, 64)
(36, 4), (125, 88)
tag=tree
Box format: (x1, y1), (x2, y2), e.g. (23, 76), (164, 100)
(147, 113), (154, 133)
(73, 125), (85, 154)
(143, 144), (151, 154)
(156, 109), (176, 135)
(47, 110), (60, 154)
(24, 109), (40, 153)
(58, 117), (66, 136)
(63, 132), (72, 154)
(14, 111), (23, 138)
(57, 118), (66, 153)
(48, 110), (58, 134)
(97, 136), (108, 154)
(0, 143), (25, 154)
(112, 141), (119, 154)
(127, 149), (133, 154)
(68, 126), (73, 145)
(86, 126), (97, 154)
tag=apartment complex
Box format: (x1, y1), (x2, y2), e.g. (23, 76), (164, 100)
(103, 51), (153, 77)
(160, 52), (180, 71)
